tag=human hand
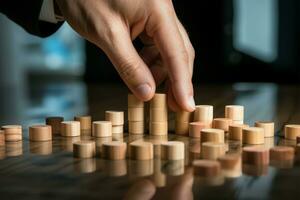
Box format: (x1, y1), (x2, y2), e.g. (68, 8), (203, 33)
(56, 0), (195, 111)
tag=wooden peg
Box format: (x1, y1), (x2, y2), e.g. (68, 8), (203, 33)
(193, 160), (221, 177)
(129, 141), (153, 160)
(128, 94), (144, 108)
(243, 127), (264, 144)
(150, 93), (167, 108)
(193, 105), (213, 124)
(212, 118), (232, 132)
(45, 116), (64, 135)
(201, 142), (226, 160)
(270, 146), (294, 161)
(225, 105), (244, 121)
(105, 111), (124, 126)
(161, 141), (185, 160)
(102, 141), (127, 160)
(74, 115), (92, 131)
(29, 125), (52, 141)
(228, 124), (249, 141)
(0, 130), (5, 146)
(2, 125), (22, 142)
(73, 141), (96, 158)
(242, 146), (269, 165)
(149, 122), (168, 136)
(92, 121), (112, 137)
(285, 124), (300, 140)
(129, 121), (144, 134)
(128, 108), (144, 121)
(189, 122), (211, 138)
(61, 121), (80, 137)
(255, 121), (274, 138)
(201, 128), (224, 143)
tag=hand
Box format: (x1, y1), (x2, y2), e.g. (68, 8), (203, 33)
(56, 0), (195, 111)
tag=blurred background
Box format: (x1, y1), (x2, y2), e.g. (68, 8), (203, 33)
(0, 0), (299, 125)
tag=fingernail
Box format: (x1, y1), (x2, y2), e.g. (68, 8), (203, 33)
(135, 83), (152, 99)
(188, 96), (196, 111)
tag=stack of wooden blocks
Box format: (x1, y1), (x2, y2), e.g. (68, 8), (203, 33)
(149, 94), (168, 136)
(128, 94), (144, 134)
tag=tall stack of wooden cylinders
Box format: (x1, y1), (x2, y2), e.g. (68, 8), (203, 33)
(128, 94), (144, 134)
(149, 94), (168, 136)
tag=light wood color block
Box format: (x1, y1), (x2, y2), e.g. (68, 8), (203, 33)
(29, 125), (52, 141)
(0, 130), (5, 146)
(128, 94), (144, 108)
(129, 141), (153, 160)
(242, 127), (264, 144)
(218, 153), (241, 170)
(212, 118), (232, 132)
(193, 105), (213, 124)
(255, 121), (274, 138)
(270, 146), (294, 161)
(74, 115), (92, 131)
(175, 121), (189, 136)
(92, 121), (112, 137)
(201, 128), (224, 143)
(105, 111), (124, 126)
(45, 116), (64, 135)
(61, 121), (80, 137)
(128, 121), (144, 134)
(285, 124), (300, 140)
(161, 141), (185, 160)
(242, 146), (269, 165)
(102, 141), (127, 160)
(232, 120), (244, 125)
(150, 93), (167, 108)
(128, 108), (144, 121)
(201, 142), (226, 160)
(149, 122), (168, 136)
(73, 141), (96, 158)
(112, 125), (124, 134)
(228, 124), (249, 141)
(176, 111), (193, 122)
(2, 125), (22, 142)
(189, 122), (211, 138)
(149, 108), (167, 122)
(193, 160), (221, 177)
(225, 105), (244, 121)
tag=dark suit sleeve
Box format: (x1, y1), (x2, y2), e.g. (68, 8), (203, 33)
(0, 0), (63, 37)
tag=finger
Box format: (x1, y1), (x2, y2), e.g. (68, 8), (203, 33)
(166, 80), (180, 112)
(101, 23), (156, 101)
(147, 3), (195, 111)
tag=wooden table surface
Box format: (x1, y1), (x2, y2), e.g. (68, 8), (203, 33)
(0, 82), (300, 200)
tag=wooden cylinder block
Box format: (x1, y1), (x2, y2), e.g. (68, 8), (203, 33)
(129, 141), (153, 160)
(255, 121), (274, 138)
(92, 121), (112, 137)
(212, 118), (232, 132)
(228, 124), (249, 141)
(105, 111), (124, 126)
(232, 120), (244, 125)
(45, 116), (64, 135)
(29, 125), (52, 141)
(112, 125), (123, 134)
(217, 153), (241, 170)
(74, 115), (92, 130)
(150, 108), (167, 122)
(150, 93), (167, 108)
(242, 146), (269, 165)
(0, 130), (5, 146)
(201, 128), (224, 143)
(270, 146), (294, 161)
(243, 127), (264, 144)
(73, 141), (96, 158)
(176, 111), (193, 122)
(61, 121), (80, 137)
(175, 121), (189, 136)
(189, 122), (211, 138)
(128, 108), (144, 121)
(161, 141), (185, 160)
(129, 121), (144, 134)
(193, 105), (213, 123)
(102, 141), (127, 160)
(201, 142), (226, 160)
(149, 122), (168, 136)
(2, 125), (22, 142)
(193, 160), (221, 177)
(225, 105), (244, 121)
(128, 94), (144, 108)
(285, 124), (300, 140)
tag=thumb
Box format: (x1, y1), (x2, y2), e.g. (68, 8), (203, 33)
(101, 24), (156, 101)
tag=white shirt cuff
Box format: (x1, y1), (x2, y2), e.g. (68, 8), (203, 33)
(39, 0), (58, 24)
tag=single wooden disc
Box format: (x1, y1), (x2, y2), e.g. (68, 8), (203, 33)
(128, 121), (144, 134)
(105, 111), (124, 126)
(189, 122), (211, 138)
(193, 105), (213, 123)
(74, 115), (92, 131)
(102, 141), (127, 160)
(150, 108), (168, 122)
(242, 146), (269, 165)
(129, 141), (153, 160)
(212, 118), (233, 132)
(128, 94), (144, 108)
(270, 146), (294, 161)
(128, 107), (144, 121)
(285, 124), (300, 140)
(201, 142), (226, 160)
(149, 122), (168, 136)
(93, 121), (112, 137)
(225, 105), (244, 121)
(2, 125), (22, 142)
(201, 128), (224, 143)
(193, 160), (221, 177)
(150, 93), (167, 108)
(61, 121), (80, 137)
(242, 127), (264, 144)
(73, 141), (96, 158)
(255, 121), (274, 138)
(161, 141), (185, 160)
(217, 153), (241, 170)
(228, 124), (249, 141)
(45, 116), (64, 135)
(29, 125), (52, 141)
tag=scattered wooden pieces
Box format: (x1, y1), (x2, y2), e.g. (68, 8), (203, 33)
(161, 141), (185, 160)
(285, 124), (300, 140)
(255, 121), (274, 138)
(29, 125), (52, 141)
(129, 141), (153, 160)
(73, 141), (96, 158)
(92, 121), (112, 137)
(242, 146), (269, 165)
(201, 128), (224, 143)
(61, 121), (80, 137)
(242, 127), (264, 144)
(102, 141), (127, 160)
(45, 116), (64, 135)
